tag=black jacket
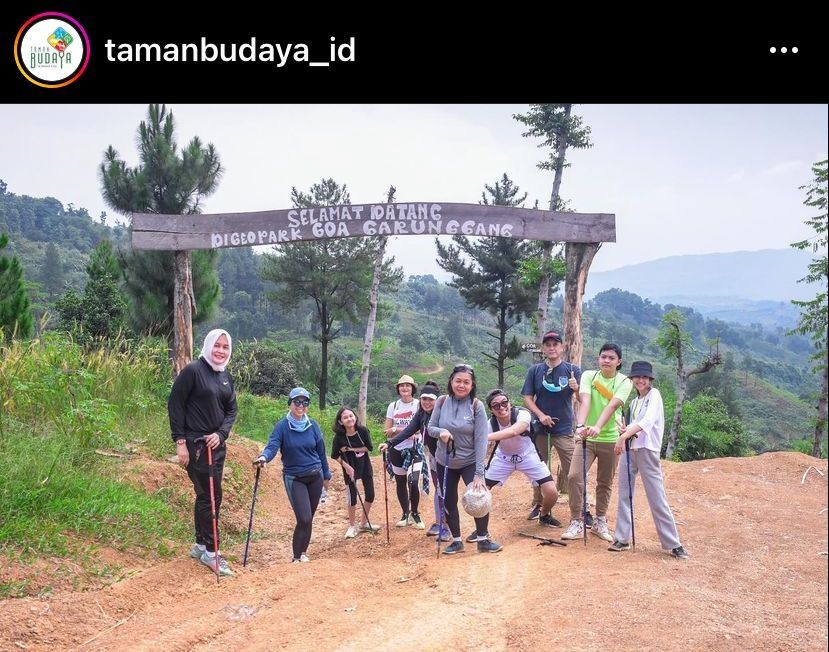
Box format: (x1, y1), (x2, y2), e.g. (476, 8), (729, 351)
(168, 357), (238, 443)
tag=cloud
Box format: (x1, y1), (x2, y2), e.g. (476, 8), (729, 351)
(761, 160), (803, 177)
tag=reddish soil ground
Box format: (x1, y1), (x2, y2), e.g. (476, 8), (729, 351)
(1, 446), (826, 651)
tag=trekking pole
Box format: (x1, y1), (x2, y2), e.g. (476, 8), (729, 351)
(196, 438), (221, 583)
(517, 531), (568, 547)
(624, 436), (636, 552)
(243, 465), (261, 567)
(581, 435), (588, 547)
(343, 462), (376, 535)
(437, 440), (451, 559)
(382, 450), (390, 544)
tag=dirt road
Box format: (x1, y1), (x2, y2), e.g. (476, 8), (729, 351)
(1, 451), (826, 651)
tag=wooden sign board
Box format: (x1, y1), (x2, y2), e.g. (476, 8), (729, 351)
(132, 202), (616, 250)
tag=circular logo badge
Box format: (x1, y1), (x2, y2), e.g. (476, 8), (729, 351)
(14, 12), (90, 88)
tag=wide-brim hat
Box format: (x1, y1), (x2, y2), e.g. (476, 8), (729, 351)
(628, 361), (655, 379)
(396, 375), (417, 392)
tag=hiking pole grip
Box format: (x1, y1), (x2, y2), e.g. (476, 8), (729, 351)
(243, 466), (261, 567)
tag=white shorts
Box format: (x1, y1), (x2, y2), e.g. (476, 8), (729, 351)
(485, 449), (552, 487)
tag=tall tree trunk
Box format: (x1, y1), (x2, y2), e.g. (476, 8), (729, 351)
(563, 242), (600, 367)
(358, 186), (395, 424)
(498, 307), (507, 388)
(665, 371), (688, 460)
(535, 105), (571, 340)
(319, 303), (329, 410)
(172, 249), (194, 377)
(813, 364), (828, 458)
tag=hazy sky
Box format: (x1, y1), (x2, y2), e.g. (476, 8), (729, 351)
(1, 104), (826, 277)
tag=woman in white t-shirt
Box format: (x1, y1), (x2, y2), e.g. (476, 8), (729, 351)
(610, 361), (689, 559)
(384, 374), (423, 528)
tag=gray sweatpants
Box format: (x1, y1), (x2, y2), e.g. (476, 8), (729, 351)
(614, 448), (681, 550)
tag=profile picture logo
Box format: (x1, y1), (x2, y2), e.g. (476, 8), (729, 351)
(14, 12), (90, 88)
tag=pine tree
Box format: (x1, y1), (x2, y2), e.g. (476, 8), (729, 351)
(436, 174), (539, 387)
(262, 179), (400, 408)
(42, 242), (64, 301)
(514, 104), (593, 365)
(0, 233), (34, 340)
(789, 159), (828, 458)
(100, 104), (222, 373)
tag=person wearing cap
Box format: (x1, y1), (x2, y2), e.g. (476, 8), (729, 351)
(563, 343), (633, 542)
(462, 389), (560, 544)
(521, 329), (582, 522)
(168, 328), (238, 577)
(254, 387), (332, 563)
(380, 381), (449, 540)
(383, 374), (424, 528)
(609, 361), (689, 559)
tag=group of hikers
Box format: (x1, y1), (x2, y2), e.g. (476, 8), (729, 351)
(168, 328), (689, 578)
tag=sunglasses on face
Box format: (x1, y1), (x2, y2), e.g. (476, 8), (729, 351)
(291, 398), (310, 407)
(489, 399), (510, 410)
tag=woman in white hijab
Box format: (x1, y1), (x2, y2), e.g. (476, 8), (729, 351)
(168, 329), (238, 577)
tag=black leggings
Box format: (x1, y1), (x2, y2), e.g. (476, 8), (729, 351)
(284, 471), (323, 559)
(388, 447), (421, 515)
(436, 462), (490, 539)
(186, 442), (225, 553)
(345, 457), (375, 506)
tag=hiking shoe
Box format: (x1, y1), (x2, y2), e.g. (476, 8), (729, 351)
(591, 516), (614, 542)
(608, 540), (631, 552)
(189, 543), (206, 559)
(410, 512), (426, 529)
(199, 552), (233, 577)
(426, 523), (441, 537)
(442, 540), (465, 555)
(396, 513), (409, 527)
(345, 525), (359, 539)
(527, 504), (542, 520)
(299, 553), (310, 562)
(465, 530), (480, 543)
(584, 511), (594, 528)
(670, 546), (690, 560)
(539, 513), (562, 528)
(561, 519), (584, 540)
(477, 538), (503, 553)
(438, 530), (453, 542)
(360, 522), (381, 533)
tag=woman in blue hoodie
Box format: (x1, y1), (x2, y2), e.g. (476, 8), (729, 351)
(255, 387), (332, 563)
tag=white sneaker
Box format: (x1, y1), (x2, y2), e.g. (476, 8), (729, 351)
(561, 519), (584, 540)
(199, 551), (234, 577)
(299, 553), (310, 562)
(189, 543), (206, 558)
(591, 516), (614, 542)
(360, 522), (381, 533)
(345, 525), (359, 539)
(395, 513), (409, 527)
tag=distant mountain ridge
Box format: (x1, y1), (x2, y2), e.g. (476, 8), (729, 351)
(587, 249), (813, 302)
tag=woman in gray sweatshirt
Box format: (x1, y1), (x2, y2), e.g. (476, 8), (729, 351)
(428, 364), (502, 554)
